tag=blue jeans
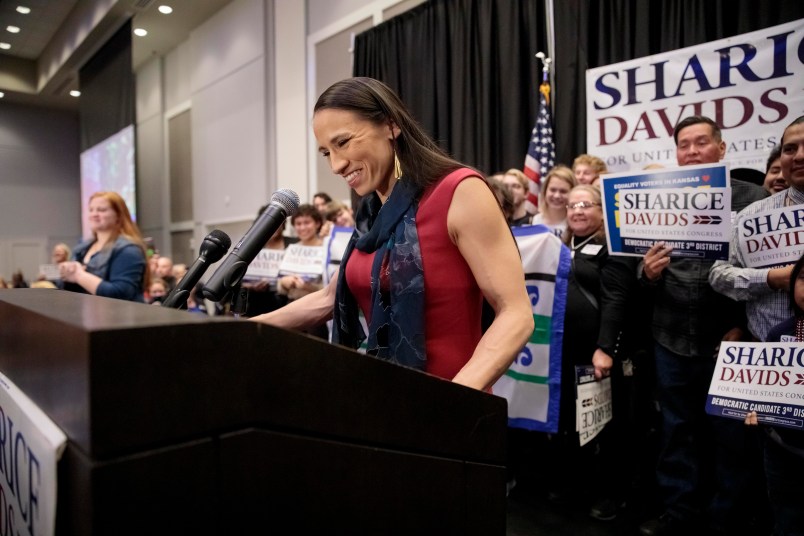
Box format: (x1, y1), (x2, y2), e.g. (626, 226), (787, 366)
(653, 343), (755, 527)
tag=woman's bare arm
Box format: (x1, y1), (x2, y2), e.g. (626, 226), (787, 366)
(448, 177), (535, 391)
(250, 272), (337, 329)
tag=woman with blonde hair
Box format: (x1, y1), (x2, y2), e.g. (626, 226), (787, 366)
(59, 191), (149, 302)
(532, 165), (577, 237)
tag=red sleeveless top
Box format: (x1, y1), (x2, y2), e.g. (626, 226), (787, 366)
(345, 168), (484, 380)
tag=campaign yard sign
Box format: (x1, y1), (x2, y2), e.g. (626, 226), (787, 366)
(277, 244), (325, 281)
(707, 342), (804, 431)
(243, 248), (285, 282)
(0, 371), (67, 536)
(600, 163), (731, 260)
(736, 204), (804, 268)
(575, 365), (612, 447)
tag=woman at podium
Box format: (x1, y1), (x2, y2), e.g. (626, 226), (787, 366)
(252, 77), (534, 392)
(59, 191), (149, 302)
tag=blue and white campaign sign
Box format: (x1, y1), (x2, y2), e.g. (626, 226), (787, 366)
(706, 342), (804, 431)
(243, 248), (286, 282)
(586, 19), (804, 173)
(600, 163), (731, 260)
(277, 244), (325, 281)
(324, 226), (354, 284)
(0, 371), (67, 536)
(493, 225), (570, 434)
(736, 205), (804, 268)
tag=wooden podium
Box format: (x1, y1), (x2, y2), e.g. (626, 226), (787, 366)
(0, 290), (507, 534)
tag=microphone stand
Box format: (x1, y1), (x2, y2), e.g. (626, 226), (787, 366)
(228, 280), (250, 318)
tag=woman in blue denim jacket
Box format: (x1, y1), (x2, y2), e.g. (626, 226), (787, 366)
(59, 191), (148, 302)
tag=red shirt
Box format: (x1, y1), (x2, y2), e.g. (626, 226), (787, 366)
(345, 168), (483, 380)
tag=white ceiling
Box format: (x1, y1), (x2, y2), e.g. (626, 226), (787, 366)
(0, 0), (233, 109)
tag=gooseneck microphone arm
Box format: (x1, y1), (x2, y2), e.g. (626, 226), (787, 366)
(161, 230), (232, 309)
(202, 189), (300, 303)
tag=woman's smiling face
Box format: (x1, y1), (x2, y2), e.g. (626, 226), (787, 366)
(567, 189), (603, 237)
(88, 196), (119, 233)
(545, 176), (571, 211)
(314, 108), (399, 201)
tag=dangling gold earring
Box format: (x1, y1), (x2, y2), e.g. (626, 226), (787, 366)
(393, 151), (403, 180)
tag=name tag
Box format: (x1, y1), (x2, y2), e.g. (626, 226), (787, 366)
(581, 244), (603, 256)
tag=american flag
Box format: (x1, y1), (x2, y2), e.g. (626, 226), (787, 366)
(523, 82), (555, 214)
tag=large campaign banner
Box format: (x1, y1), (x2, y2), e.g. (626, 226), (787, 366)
(707, 342), (804, 431)
(493, 225), (570, 434)
(586, 19), (804, 172)
(600, 163), (731, 260)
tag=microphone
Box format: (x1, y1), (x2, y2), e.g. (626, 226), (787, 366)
(202, 189), (300, 302)
(161, 230), (232, 309)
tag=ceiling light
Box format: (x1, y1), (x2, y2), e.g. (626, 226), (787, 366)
(133, 28), (148, 37)
(0, 92), (4, 98)
(16, 6), (31, 14)
(158, 5), (173, 14)
(6, 26), (21, 34)
(0, 43), (10, 50)
(69, 90), (81, 97)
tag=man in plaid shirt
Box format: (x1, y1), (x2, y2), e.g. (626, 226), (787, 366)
(638, 116), (767, 536)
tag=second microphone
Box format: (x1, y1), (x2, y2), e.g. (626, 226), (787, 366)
(202, 189), (300, 302)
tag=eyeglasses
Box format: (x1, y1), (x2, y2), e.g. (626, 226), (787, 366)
(566, 201), (601, 210)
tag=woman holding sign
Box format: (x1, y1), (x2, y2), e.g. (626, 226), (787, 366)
(546, 185), (638, 521)
(277, 204), (325, 300)
(252, 77), (533, 391)
(276, 204), (328, 339)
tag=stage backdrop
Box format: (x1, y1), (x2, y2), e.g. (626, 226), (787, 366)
(586, 19), (804, 173)
(353, 0), (548, 176)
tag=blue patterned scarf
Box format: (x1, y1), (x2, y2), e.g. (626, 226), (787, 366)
(332, 178), (427, 370)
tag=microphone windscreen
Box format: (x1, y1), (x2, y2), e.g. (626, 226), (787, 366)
(272, 189), (300, 216)
(208, 229), (232, 251)
(199, 229), (232, 263)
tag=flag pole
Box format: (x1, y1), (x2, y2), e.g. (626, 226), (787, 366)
(522, 52), (557, 215)
(535, 52), (552, 105)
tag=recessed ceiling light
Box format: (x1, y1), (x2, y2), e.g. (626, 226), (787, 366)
(0, 43), (10, 50)
(7, 26), (21, 34)
(0, 92), (5, 98)
(69, 90), (81, 97)
(158, 5), (173, 14)
(133, 28), (148, 37)
(16, 6), (31, 14)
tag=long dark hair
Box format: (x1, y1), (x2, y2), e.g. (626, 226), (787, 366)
(314, 77), (465, 193)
